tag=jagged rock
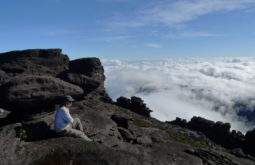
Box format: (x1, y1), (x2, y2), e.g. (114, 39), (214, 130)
(167, 117), (189, 128)
(0, 49), (69, 75)
(244, 129), (255, 156)
(170, 116), (250, 156)
(229, 130), (245, 147)
(130, 96), (152, 117)
(189, 116), (215, 132)
(0, 75), (83, 112)
(69, 57), (105, 82)
(189, 116), (232, 148)
(116, 96), (153, 117)
(214, 121), (231, 133)
(116, 96), (131, 109)
(58, 58), (106, 96)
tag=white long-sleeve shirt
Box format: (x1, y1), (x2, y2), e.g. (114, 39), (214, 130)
(54, 106), (74, 133)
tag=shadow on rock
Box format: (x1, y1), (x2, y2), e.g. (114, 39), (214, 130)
(15, 121), (57, 142)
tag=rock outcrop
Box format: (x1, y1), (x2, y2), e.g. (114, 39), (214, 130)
(116, 96), (153, 117)
(0, 75), (83, 112)
(58, 58), (106, 96)
(0, 49), (255, 165)
(169, 116), (255, 156)
(0, 49), (69, 75)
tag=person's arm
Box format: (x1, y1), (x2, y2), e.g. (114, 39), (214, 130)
(62, 109), (74, 123)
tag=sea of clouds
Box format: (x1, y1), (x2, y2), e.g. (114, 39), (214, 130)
(102, 57), (255, 133)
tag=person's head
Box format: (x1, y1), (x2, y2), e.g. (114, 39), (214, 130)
(63, 95), (75, 108)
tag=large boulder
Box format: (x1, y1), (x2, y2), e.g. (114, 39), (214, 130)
(189, 116), (215, 133)
(0, 49), (69, 75)
(58, 58), (106, 96)
(116, 96), (153, 117)
(0, 75), (84, 113)
(69, 57), (105, 82)
(130, 96), (153, 117)
(189, 117), (233, 148)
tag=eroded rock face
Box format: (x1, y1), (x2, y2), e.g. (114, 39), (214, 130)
(58, 72), (101, 94)
(0, 49), (69, 75)
(1, 49), (255, 165)
(69, 58), (105, 82)
(169, 116), (251, 156)
(0, 75), (83, 112)
(116, 96), (153, 117)
(0, 49), (110, 125)
(189, 116), (243, 149)
(58, 58), (107, 96)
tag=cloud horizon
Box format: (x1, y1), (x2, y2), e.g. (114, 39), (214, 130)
(103, 57), (255, 133)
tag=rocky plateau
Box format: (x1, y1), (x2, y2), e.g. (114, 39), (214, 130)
(0, 49), (255, 165)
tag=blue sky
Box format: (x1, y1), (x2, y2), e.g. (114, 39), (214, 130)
(1, 0), (255, 60)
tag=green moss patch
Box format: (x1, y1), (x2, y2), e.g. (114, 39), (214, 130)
(166, 129), (222, 150)
(133, 117), (156, 128)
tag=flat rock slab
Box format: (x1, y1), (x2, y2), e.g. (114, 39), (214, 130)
(0, 49), (69, 75)
(0, 75), (84, 111)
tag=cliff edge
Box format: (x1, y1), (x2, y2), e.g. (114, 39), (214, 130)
(0, 49), (254, 165)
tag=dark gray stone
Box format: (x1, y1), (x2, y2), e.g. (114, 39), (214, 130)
(0, 75), (83, 112)
(0, 49), (69, 75)
(58, 58), (107, 97)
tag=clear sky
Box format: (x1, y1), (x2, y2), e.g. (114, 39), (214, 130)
(1, 0), (255, 60)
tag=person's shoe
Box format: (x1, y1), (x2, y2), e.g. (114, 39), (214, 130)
(85, 137), (92, 142)
(82, 135), (92, 142)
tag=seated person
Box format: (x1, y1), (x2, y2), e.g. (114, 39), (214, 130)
(54, 95), (92, 141)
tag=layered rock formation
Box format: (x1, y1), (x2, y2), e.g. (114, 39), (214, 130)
(0, 49), (255, 165)
(0, 75), (84, 111)
(116, 96), (153, 117)
(169, 116), (255, 157)
(0, 49), (68, 75)
(58, 57), (106, 95)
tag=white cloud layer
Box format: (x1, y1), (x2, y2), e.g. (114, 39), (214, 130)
(103, 57), (255, 133)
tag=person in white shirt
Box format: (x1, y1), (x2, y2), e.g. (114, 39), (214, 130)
(54, 95), (92, 141)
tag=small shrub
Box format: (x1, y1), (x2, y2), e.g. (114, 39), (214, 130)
(16, 127), (33, 141)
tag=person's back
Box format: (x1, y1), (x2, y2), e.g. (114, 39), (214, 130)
(55, 106), (74, 133)
(54, 95), (92, 142)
